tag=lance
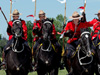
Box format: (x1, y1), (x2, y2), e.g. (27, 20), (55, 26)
(64, 2), (66, 26)
(34, 0), (36, 17)
(84, 0), (86, 12)
(62, 1), (66, 56)
(0, 7), (8, 24)
(10, 0), (12, 21)
(32, 0), (37, 56)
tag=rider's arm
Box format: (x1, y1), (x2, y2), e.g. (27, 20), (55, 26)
(83, 19), (96, 27)
(33, 22), (39, 36)
(64, 22), (73, 37)
(7, 21), (13, 36)
(22, 20), (27, 40)
(52, 24), (56, 35)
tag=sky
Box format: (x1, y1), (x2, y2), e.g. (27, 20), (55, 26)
(0, 0), (100, 39)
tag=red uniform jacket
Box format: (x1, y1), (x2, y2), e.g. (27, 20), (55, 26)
(33, 20), (56, 41)
(87, 18), (100, 40)
(8, 20), (27, 41)
(64, 21), (93, 44)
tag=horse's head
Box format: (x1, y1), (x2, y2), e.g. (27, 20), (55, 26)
(11, 19), (23, 39)
(42, 18), (53, 41)
(80, 28), (92, 56)
(11, 19), (24, 53)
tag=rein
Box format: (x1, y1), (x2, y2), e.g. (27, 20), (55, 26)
(41, 41), (52, 52)
(40, 41), (56, 52)
(78, 35), (93, 65)
(11, 50), (29, 71)
(11, 38), (29, 70)
(12, 38), (24, 53)
(78, 48), (93, 65)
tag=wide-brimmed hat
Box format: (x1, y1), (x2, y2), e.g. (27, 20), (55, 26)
(38, 10), (45, 17)
(10, 9), (22, 16)
(69, 11), (83, 19)
(95, 10), (100, 15)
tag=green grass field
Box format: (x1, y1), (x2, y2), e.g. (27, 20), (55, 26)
(0, 69), (68, 75)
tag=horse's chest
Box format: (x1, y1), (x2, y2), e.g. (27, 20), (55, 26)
(39, 50), (56, 65)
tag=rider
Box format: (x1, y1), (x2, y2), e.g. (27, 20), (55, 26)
(84, 10), (100, 48)
(33, 10), (62, 70)
(62, 11), (93, 75)
(1, 9), (33, 71)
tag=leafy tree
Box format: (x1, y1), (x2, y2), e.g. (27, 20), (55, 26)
(0, 34), (1, 40)
(26, 21), (33, 48)
(52, 14), (68, 46)
(0, 37), (7, 57)
(88, 27), (92, 32)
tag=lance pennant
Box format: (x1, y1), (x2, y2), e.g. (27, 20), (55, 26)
(57, 0), (66, 4)
(27, 15), (34, 17)
(32, 0), (35, 2)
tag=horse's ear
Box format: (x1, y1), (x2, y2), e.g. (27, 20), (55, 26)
(46, 18), (49, 21)
(51, 19), (54, 24)
(42, 19), (45, 23)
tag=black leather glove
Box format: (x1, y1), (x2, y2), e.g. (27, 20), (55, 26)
(64, 30), (74, 38)
(33, 26), (39, 34)
(81, 12), (86, 22)
(7, 25), (12, 34)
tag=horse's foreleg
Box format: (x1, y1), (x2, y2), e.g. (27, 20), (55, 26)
(37, 69), (47, 75)
(49, 68), (58, 75)
(6, 70), (13, 75)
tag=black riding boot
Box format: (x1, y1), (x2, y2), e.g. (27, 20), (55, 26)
(29, 56), (34, 72)
(52, 40), (64, 70)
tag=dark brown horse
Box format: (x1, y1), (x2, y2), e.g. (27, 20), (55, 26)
(64, 28), (95, 75)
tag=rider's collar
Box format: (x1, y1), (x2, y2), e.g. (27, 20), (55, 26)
(96, 18), (100, 22)
(73, 21), (80, 26)
(97, 19), (100, 22)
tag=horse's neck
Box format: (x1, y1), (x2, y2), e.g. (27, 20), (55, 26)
(14, 38), (23, 50)
(43, 40), (50, 49)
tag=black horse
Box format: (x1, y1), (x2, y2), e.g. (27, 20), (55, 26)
(36, 19), (61, 75)
(64, 28), (94, 75)
(5, 20), (31, 75)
